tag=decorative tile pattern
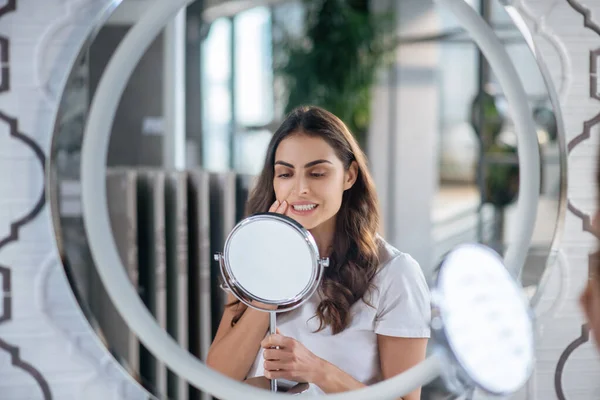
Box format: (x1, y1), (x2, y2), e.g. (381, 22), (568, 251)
(0, 337), (52, 399)
(0, 36), (9, 93)
(0, 111), (46, 250)
(0, 264), (10, 324)
(590, 48), (600, 100)
(0, 0), (149, 399)
(514, 0), (573, 101)
(566, 112), (600, 238)
(0, 0), (16, 18)
(566, 0), (600, 35)
(553, 1), (600, 398)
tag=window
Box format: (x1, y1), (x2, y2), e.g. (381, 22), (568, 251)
(201, 6), (277, 175)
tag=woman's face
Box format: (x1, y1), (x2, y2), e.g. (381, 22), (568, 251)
(272, 133), (357, 231)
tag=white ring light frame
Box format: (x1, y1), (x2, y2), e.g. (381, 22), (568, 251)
(80, 0), (539, 398)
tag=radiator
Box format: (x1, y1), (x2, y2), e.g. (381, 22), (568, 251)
(102, 168), (245, 400)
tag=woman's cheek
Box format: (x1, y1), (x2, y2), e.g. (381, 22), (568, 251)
(273, 180), (291, 200)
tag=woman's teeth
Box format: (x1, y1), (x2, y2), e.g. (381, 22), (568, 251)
(293, 204), (316, 211)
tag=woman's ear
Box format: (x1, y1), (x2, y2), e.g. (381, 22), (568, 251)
(344, 161), (358, 191)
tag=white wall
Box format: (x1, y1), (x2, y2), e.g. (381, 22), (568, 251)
(369, 0), (440, 275)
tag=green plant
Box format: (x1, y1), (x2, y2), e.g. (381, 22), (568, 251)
(484, 144), (519, 207)
(470, 90), (520, 207)
(273, 0), (396, 147)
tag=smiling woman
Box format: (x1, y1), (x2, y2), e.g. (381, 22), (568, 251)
(205, 106), (431, 398)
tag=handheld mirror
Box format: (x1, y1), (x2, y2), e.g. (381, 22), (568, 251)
(430, 243), (535, 396)
(214, 212), (329, 393)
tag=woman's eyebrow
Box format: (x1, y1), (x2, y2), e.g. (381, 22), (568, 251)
(274, 160), (294, 168)
(274, 159), (332, 168)
(304, 159), (333, 168)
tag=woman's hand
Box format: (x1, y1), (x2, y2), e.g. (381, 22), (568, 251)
(260, 331), (324, 384)
(269, 199), (288, 214)
(250, 300), (278, 311)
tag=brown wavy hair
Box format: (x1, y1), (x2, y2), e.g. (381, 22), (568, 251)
(228, 106), (381, 334)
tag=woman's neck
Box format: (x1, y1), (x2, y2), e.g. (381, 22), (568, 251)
(309, 217), (336, 257)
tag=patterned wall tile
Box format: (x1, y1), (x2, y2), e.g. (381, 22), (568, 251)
(0, 0), (16, 18)
(514, 0), (573, 101)
(0, 36), (9, 93)
(0, 0), (150, 399)
(0, 0), (53, 393)
(515, 1), (600, 399)
(0, 264), (11, 324)
(589, 48), (600, 100)
(0, 111), (46, 249)
(557, 3), (600, 398)
(0, 337), (52, 399)
(499, 1), (600, 399)
(565, 0), (600, 35)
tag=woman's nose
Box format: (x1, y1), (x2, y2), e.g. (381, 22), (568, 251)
(294, 176), (309, 195)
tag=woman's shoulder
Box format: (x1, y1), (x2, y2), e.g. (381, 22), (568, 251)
(370, 237), (431, 336)
(373, 237), (427, 285)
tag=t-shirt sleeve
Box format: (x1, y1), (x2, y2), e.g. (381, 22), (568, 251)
(374, 253), (431, 338)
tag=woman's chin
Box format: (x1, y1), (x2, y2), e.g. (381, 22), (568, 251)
(287, 214), (318, 230)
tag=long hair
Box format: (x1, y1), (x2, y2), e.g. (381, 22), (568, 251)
(228, 106), (381, 334)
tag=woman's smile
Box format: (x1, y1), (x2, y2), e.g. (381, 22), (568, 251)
(289, 202), (319, 216)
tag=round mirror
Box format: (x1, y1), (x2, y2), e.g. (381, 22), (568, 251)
(214, 212), (327, 393)
(45, 0), (560, 399)
(216, 213), (325, 309)
(431, 244), (534, 396)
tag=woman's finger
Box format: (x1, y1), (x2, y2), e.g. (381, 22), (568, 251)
(268, 200), (280, 213)
(261, 333), (288, 349)
(275, 200), (288, 214)
(263, 348), (292, 361)
(264, 369), (292, 381)
(264, 360), (290, 372)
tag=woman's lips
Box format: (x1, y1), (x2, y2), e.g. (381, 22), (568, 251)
(289, 203), (318, 216)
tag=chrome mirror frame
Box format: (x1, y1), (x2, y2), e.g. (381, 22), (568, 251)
(214, 212), (328, 313)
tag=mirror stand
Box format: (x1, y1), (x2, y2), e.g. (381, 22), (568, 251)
(269, 311), (277, 392)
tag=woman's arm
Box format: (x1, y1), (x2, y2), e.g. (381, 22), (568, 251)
(312, 359), (366, 393)
(207, 200), (289, 380)
(261, 333), (428, 397)
(315, 336), (428, 396)
(377, 335), (429, 400)
(261, 332), (366, 393)
(205, 293), (271, 380)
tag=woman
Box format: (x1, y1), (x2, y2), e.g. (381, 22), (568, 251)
(206, 106), (430, 399)
(580, 140), (600, 349)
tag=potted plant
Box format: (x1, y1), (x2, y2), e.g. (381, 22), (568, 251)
(272, 0), (396, 148)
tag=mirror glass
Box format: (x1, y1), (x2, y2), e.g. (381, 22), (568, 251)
(47, 0), (563, 399)
(223, 214), (317, 304)
(433, 244), (534, 395)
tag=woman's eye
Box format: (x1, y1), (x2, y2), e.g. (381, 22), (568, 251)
(277, 173), (291, 178)
(310, 172), (326, 178)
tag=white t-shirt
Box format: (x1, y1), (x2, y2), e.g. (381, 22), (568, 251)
(246, 239), (431, 393)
